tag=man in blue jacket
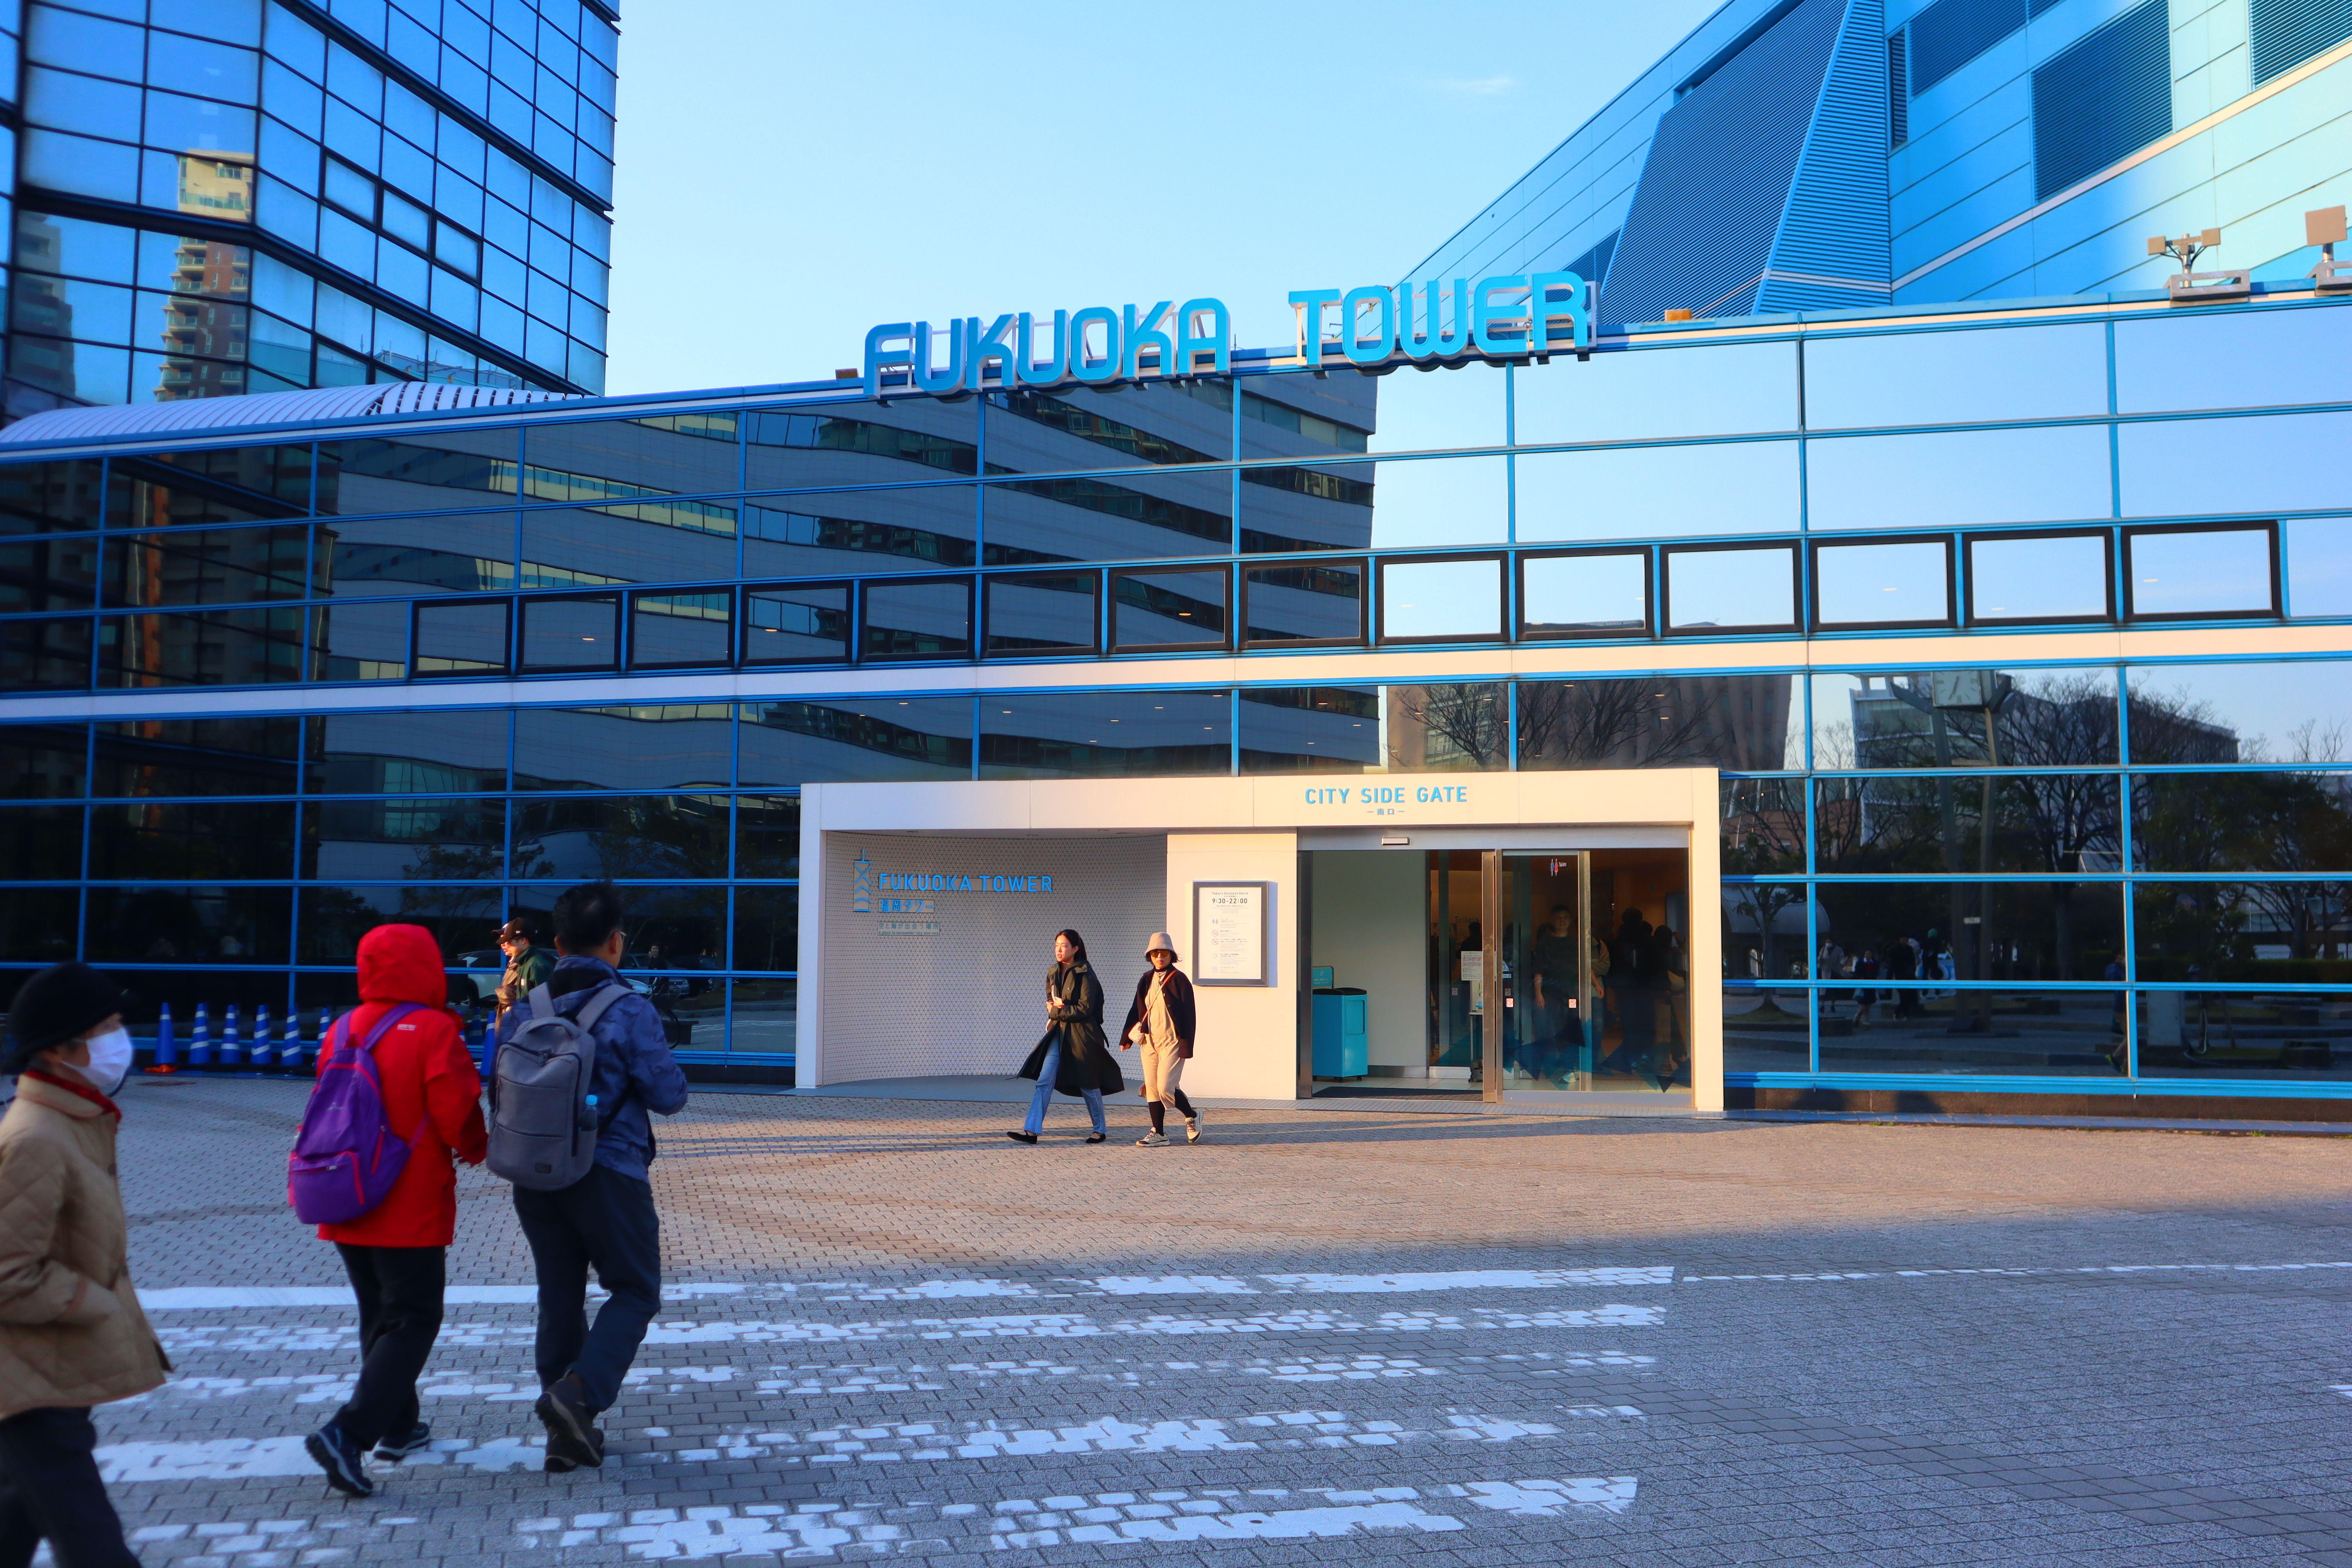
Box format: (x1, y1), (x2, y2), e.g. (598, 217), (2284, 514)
(496, 881), (689, 1474)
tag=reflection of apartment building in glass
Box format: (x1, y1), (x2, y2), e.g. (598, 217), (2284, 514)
(5, 0), (617, 420)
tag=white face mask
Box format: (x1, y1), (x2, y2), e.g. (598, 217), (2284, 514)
(76, 1027), (134, 1096)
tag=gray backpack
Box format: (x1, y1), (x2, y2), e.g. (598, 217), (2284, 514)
(487, 981), (627, 1191)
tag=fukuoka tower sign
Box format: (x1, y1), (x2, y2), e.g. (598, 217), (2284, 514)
(861, 273), (1592, 397)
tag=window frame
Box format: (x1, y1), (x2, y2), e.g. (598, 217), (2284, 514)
(515, 590), (621, 675)
(739, 578), (853, 668)
(1961, 526), (2116, 627)
(1107, 563), (1233, 655)
(1807, 532), (1957, 633)
(1369, 552), (1503, 648)
(1241, 555), (1368, 652)
(1661, 541), (1802, 637)
(856, 572), (975, 663)
(2120, 519), (2280, 623)
(982, 568), (1103, 660)
(624, 583), (736, 673)
(408, 593), (512, 679)
(1514, 545), (1654, 641)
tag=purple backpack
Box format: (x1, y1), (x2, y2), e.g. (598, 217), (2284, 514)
(286, 1003), (426, 1226)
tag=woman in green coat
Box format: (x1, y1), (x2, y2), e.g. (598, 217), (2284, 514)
(1009, 930), (1123, 1144)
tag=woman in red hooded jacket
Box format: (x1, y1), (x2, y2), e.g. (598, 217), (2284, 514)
(300, 924), (488, 1498)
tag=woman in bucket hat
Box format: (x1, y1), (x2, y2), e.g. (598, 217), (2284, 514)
(0, 962), (169, 1568)
(1118, 933), (1201, 1146)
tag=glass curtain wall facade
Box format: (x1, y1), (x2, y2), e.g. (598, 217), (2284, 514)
(5, 0), (616, 421)
(2, 289), (2349, 1101)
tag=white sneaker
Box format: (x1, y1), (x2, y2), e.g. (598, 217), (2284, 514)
(1185, 1113), (1203, 1144)
(1135, 1131), (1169, 1146)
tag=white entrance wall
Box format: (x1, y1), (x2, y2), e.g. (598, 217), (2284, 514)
(799, 769), (1722, 1109)
(1309, 851), (1430, 1075)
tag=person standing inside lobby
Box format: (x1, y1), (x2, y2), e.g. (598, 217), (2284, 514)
(1010, 930), (1119, 1144)
(1120, 933), (1201, 1146)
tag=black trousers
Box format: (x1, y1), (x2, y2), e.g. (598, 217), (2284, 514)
(0, 1406), (137, 1568)
(331, 1243), (447, 1450)
(512, 1163), (661, 1415)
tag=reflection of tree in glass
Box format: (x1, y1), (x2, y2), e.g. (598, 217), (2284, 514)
(1388, 684), (1506, 769)
(1518, 680), (1717, 768)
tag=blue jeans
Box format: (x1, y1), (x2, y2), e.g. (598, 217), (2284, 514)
(1023, 1036), (1105, 1136)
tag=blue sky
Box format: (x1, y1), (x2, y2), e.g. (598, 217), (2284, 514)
(602, 0), (1724, 397)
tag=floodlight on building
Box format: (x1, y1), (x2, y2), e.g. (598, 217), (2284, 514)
(2147, 228), (2249, 303)
(1662, 308), (1694, 322)
(2308, 206), (2352, 292)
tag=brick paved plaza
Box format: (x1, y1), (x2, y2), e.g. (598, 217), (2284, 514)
(91, 1079), (2352, 1566)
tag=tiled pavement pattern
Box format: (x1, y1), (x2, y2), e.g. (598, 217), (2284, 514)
(89, 1075), (2352, 1565)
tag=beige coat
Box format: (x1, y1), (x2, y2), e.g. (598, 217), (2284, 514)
(0, 1075), (168, 1420)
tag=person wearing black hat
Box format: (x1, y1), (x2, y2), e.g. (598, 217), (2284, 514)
(0, 963), (169, 1568)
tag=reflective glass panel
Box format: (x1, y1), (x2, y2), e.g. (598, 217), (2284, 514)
(0, 530), (100, 614)
(1243, 559), (1365, 646)
(0, 619), (93, 690)
(979, 689), (1232, 780)
(2127, 662), (2352, 764)
(1377, 556), (1498, 641)
(743, 400), (978, 490)
(512, 704), (731, 791)
(1803, 323), (2108, 429)
(1515, 441), (1798, 542)
(319, 510), (516, 593)
(2133, 883), (2352, 981)
(1720, 884), (1811, 982)
(1967, 532), (2110, 622)
(107, 447), (310, 526)
(102, 526), (312, 606)
(1238, 686), (1383, 773)
(984, 382), (1231, 472)
(97, 607), (310, 687)
(2136, 989), (2352, 1081)
(1812, 668), (2120, 769)
(315, 601), (408, 681)
(0, 461), (104, 532)
(728, 978), (798, 1055)
(2286, 517), (2352, 618)
(0, 806), (82, 880)
(1236, 462), (1368, 553)
(1813, 539), (1949, 627)
(518, 593), (618, 671)
(1372, 456), (1506, 550)
(85, 885), (292, 963)
(2114, 306), (2352, 413)
(860, 577), (971, 660)
(1520, 551), (1648, 637)
(746, 486), (976, 577)
(522, 411), (740, 499)
(1813, 880), (2123, 982)
(1664, 545), (1795, 632)
(1513, 340), (1797, 443)
(2124, 527), (2274, 618)
(87, 800), (296, 880)
(735, 796), (801, 877)
(513, 794), (730, 881)
(318, 428), (519, 514)
(1720, 778), (1806, 874)
(985, 469), (1229, 564)
(739, 698), (973, 785)
(1806, 425), (2113, 531)
(1813, 989), (2125, 1076)
(2132, 771), (2352, 872)
(984, 571), (1097, 656)
(0, 891), (78, 965)
(414, 597), (508, 675)
(629, 590), (731, 670)
(1236, 376), (1376, 461)
(731, 887), (798, 974)
(1814, 773), (2121, 874)
(1365, 362), (1507, 453)
(1722, 986), (1811, 1071)
(0, 724), (89, 799)
(1386, 683), (1508, 771)
(307, 709), (508, 794)
(1111, 566), (1226, 650)
(298, 884), (503, 966)
(302, 797), (506, 881)
(1520, 675), (1804, 770)
(2118, 413), (2352, 519)
(741, 583), (850, 664)
(516, 499), (736, 589)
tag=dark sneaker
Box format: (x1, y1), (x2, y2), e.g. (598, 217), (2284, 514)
(1084, 1132), (1107, 1144)
(536, 1374), (602, 1471)
(1005, 1131), (1038, 1144)
(304, 1422), (374, 1497)
(374, 1422), (432, 1463)
(546, 1425), (607, 1473)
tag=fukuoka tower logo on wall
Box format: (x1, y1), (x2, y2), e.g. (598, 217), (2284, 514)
(861, 272), (1591, 397)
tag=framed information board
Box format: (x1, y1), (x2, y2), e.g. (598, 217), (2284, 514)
(1193, 881), (1270, 986)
